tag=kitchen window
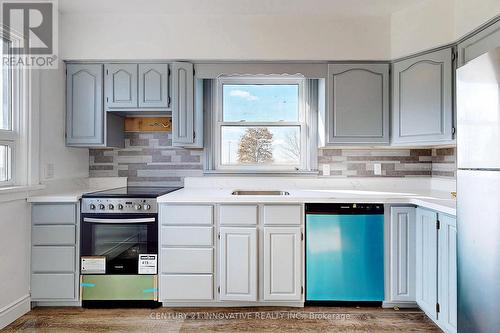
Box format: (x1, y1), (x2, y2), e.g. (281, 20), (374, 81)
(213, 77), (310, 172)
(0, 39), (14, 185)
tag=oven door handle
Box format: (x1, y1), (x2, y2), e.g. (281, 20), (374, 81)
(83, 217), (156, 224)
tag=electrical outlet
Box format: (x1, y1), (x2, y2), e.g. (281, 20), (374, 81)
(373, 163), (382, 175)
(322, 164), (331, 176)
(45, 163), (55, 179)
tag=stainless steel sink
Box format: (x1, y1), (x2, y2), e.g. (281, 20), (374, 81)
(231, 190), (290, 196)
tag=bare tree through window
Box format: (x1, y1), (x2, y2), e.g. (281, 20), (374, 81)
(237, 128), (274, 164)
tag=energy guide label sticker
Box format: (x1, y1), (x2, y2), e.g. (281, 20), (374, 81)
(138, 254), (157, 274)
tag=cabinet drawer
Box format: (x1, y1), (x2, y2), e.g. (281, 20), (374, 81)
(32, 246), (75, 272)
(32, 225), (76, 245)
(263, 205), (302, 225)
(32, 204), (76, 225)
(31, 273), (75, 300)
(161, 248), (213, 273)
(161, 226), (213, 246)
(161, 205), (213, 225)
(219, 205), (258, 225)
(160, 274), (213, 300)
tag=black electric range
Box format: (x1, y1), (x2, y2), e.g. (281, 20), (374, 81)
(81, 186), (182, 214)
(79, 186), (181, 307)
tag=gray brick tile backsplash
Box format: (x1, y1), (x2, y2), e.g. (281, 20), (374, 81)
(318, 147), (456, 178)
(90, 132), (456, 185)
(90, 132), (204, 186)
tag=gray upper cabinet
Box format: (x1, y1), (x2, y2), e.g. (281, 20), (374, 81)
(172, 62), (195, 145)
(66, 63), (124, 148)
(327, 63), (389, 145)
(138, 64), (170, 108)
(391, 48), (453, 145)
(105, 64), (138, 109)
(458, 18), (500, 67)
(66, 64), (104, 146)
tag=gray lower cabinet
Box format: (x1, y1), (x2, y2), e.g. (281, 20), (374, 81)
(158, 204), (215, 302)
(66, 64), (124, 148)
(458, 18), (500, 67)
(388, 206), (416, 304)
(326, 63), (390, 145)
(31, 203), (80, 302)
(392, 48), (454, 145)
(416, 207), (457, 333)
(105, 64), (138, 109)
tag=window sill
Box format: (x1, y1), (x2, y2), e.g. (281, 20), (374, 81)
(204, 170), (319, 176)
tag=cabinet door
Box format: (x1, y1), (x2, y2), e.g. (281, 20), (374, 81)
(263, 227), (302, 301)
(138, 64), (169, 108)
(219, 227), (257, 301)
(66, 64), (104, 146)
(171, 62), (194, 145)
(105, 64), (138, 109)
(415, 208), (438, 320)
(327, 63), (389, 144)
(438, 214), (457, 333)
(392, 48), (453, 144)
(389, 207), (416, 302)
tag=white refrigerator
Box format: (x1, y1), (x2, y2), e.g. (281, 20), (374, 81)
(457, 46), (500, 332)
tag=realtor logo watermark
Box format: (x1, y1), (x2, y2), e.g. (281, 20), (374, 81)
(1, 0), (58, 68)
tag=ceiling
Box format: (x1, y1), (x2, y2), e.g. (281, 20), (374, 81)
(58, 0), (428, 16)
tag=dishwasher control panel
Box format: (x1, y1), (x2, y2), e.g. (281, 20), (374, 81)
(305, 203), (384, 214)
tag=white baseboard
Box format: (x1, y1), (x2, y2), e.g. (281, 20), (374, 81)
(32, 301), (82, 307)
(382, 301), (418, 309)
(162, 301), (305, 308)
(0, 295), (30, 330)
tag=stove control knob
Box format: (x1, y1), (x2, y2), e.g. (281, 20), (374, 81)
(89, 204), (96, 210)
(143, 204), (151, 211)
(99, 204), (105, 210)
(117, 204), (124, 210)
(134, 204), (142, 211)
(108, 204), (114, 210)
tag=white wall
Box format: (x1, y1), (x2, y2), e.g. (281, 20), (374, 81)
(0, 198), (30, 329)
(60, 13), (391, 60)
(39, 60), (89, 182)
(390, 0), (455, 59)
(391, 0), (500, 59)
(454, 0), (500, 38)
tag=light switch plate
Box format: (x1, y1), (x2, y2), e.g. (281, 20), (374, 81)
(373, 163), (382, 175)
(322, 164), (331, 176)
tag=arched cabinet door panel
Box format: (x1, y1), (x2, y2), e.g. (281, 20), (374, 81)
(66, 64), (104, 146)
(327, 63), (390, 145)
(392, 48), (453, 145)
(105, 64), (138, 109)
(139, 64), (169, 108)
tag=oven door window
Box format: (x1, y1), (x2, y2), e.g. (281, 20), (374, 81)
(81, 219), (158, 275)
(94, 224), (147, 274)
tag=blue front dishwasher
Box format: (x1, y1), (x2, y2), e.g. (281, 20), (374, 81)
(305, 203), (384, 302)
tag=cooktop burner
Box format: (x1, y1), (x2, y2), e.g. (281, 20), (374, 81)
(82, 186), (182, 198)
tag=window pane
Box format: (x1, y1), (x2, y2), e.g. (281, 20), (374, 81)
(223, 84), (299, 122)
(0, 145), (11, 182)
(221, 126), (300, 166)
(0, 40), (11, 131)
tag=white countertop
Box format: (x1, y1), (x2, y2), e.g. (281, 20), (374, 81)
(157, 177), (456, 216)
(27, 177), (128, 203)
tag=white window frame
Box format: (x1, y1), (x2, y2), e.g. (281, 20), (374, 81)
(0, 38), (16, 186)
(214, 76), (308, 172)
